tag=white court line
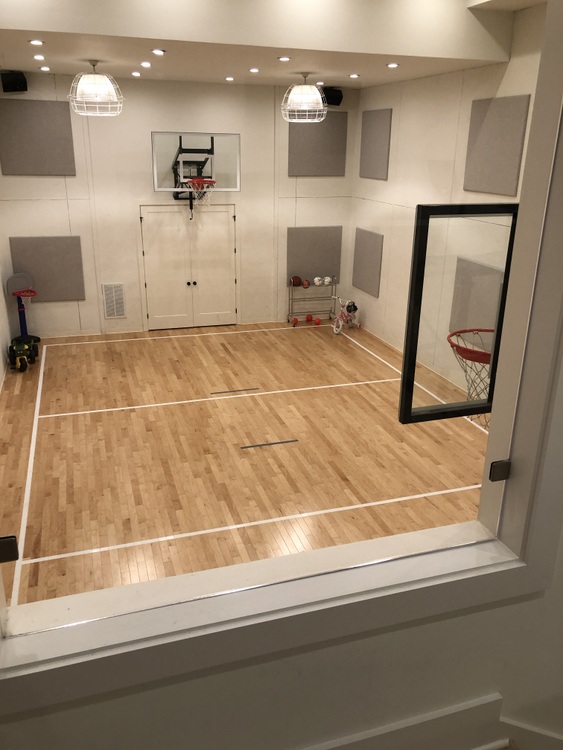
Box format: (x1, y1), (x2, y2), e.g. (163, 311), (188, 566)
(11, 347), (47, 606)
(343, 332), (445, 404)
(22, 484), (482, 565)
(342, 332), (490, 435)
(39, 378), (401, 419)
(44, 323), (328, 348)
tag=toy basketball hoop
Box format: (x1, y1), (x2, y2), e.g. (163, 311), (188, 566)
(12, 287), (37, 299)
(186, 178), (215, 206)
(447, 328), (493, 426)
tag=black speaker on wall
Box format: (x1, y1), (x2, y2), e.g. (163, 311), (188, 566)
(323, 87), (343, 106)
(1, 71), (28, 93)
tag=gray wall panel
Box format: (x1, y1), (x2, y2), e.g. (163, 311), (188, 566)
(0, 100), (76, 176)
(10, 236), (85, 301)
(288, 111), (348, 176)
(359, 109), (392, 180)
(287, 226), (342, 283)
(352, 228), (383, 298)
(449, 256), (503, 352)
(463, 95), (530, 196)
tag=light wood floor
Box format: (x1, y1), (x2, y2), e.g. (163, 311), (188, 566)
(0, 323), (487, 605)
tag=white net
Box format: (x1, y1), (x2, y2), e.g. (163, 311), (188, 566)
(448, 329), (493, 429)
(187, 178), (216, 205)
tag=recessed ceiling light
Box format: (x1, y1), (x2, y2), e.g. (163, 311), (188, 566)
(249, 67), (259, 73)
(225, 76), (234, 82)
(141, 61), (151, 68)
(278, 56), (291, 62)
(152, 49), (165, 56)
(29, 39), (44, 46)
(132, 71), (141, 77)
(40, 66), (50, 72)
(316, 81), (325, 86)
(33, 54), (45, 61)
(349, 73), (360, 79)
(387, 62), (399, 69)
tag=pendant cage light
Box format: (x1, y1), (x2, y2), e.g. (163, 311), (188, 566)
(281, 73), (327, 123)
(69, 60), (124, 116)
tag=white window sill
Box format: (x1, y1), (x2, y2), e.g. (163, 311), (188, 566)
(0, 518), (543, 717)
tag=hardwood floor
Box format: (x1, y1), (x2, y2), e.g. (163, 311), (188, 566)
(0, 323), (487, 605)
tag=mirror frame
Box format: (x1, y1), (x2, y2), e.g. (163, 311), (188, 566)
(399, 203), (519, 424)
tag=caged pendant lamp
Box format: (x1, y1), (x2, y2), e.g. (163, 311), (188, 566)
(68, 60), (124, 116)
(281, 73), (327, 123)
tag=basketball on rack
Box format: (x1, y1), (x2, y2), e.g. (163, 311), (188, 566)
(290, 275), (302, 286)
(302, 279), (310, 288)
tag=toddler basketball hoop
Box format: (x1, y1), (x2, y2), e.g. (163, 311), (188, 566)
(6, 273), (41, 372)
(447, 328), (493, 427)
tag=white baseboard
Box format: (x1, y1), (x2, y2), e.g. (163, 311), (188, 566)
(303, 693), (507, 750)
(500, 717), (563, 750)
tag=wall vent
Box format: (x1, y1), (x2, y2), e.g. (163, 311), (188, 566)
(102, 283), (126, 319)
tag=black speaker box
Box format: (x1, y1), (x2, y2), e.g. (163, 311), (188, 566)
(1, 71), (28, 93)
(323, 87), (343, 106)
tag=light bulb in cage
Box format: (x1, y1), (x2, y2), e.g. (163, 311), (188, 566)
(281, 73), (327, 123)
(69, 60), (123, 116)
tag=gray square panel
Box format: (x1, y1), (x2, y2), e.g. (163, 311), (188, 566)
(359, 109), (392, 180)
(287, 226), (342, 283)
(10, 236), (85, 302)
(463, 95), (530, 196)
(288, 111), (348, 177)
(0, 99), (76, 176)
(352, 228), (383, 298)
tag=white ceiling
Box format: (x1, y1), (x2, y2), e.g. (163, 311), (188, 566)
(0, 28), (500, 91)
(0, 1), (546, 91)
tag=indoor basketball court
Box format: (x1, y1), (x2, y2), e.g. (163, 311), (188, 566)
(0, 322), (487, 606)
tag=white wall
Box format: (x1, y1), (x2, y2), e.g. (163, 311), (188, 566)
(0, 7), (543, 350)
(0, 76), (279, 341)
(342, 6), (545, 360)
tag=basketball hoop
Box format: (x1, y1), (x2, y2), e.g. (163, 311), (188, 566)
(447, 328), (494, 427)
(12, 288), (37, 298)
(186, 178), (216, 206)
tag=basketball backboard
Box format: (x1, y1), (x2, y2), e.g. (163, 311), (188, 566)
(152, 132), (240, 192)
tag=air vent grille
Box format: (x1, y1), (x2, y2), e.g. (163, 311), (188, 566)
(102, 283), (126, 319)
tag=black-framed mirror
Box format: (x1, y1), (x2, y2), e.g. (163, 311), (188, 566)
(399, 203), (518, 425)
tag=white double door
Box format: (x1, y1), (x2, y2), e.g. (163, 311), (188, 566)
(141, 204), (237, 330)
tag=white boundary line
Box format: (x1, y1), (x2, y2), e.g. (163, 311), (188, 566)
(39, 377), (401, 419)
(342, 332), (490, 436)
(43, 323), (325, 348)
(11, 348), (47, 605)
(23, 484), (482, 565)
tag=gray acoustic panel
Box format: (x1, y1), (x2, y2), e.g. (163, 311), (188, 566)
(0, 99), (76, 176)
(449, 257), (503, 351)
(352, 228), (384, 298)
(287, 226), (342, 283)
(359, 109), (392, 180)
(463, 95), (530, 196)
(10, 236), (85, 302)
(288, 111), (348, 177)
